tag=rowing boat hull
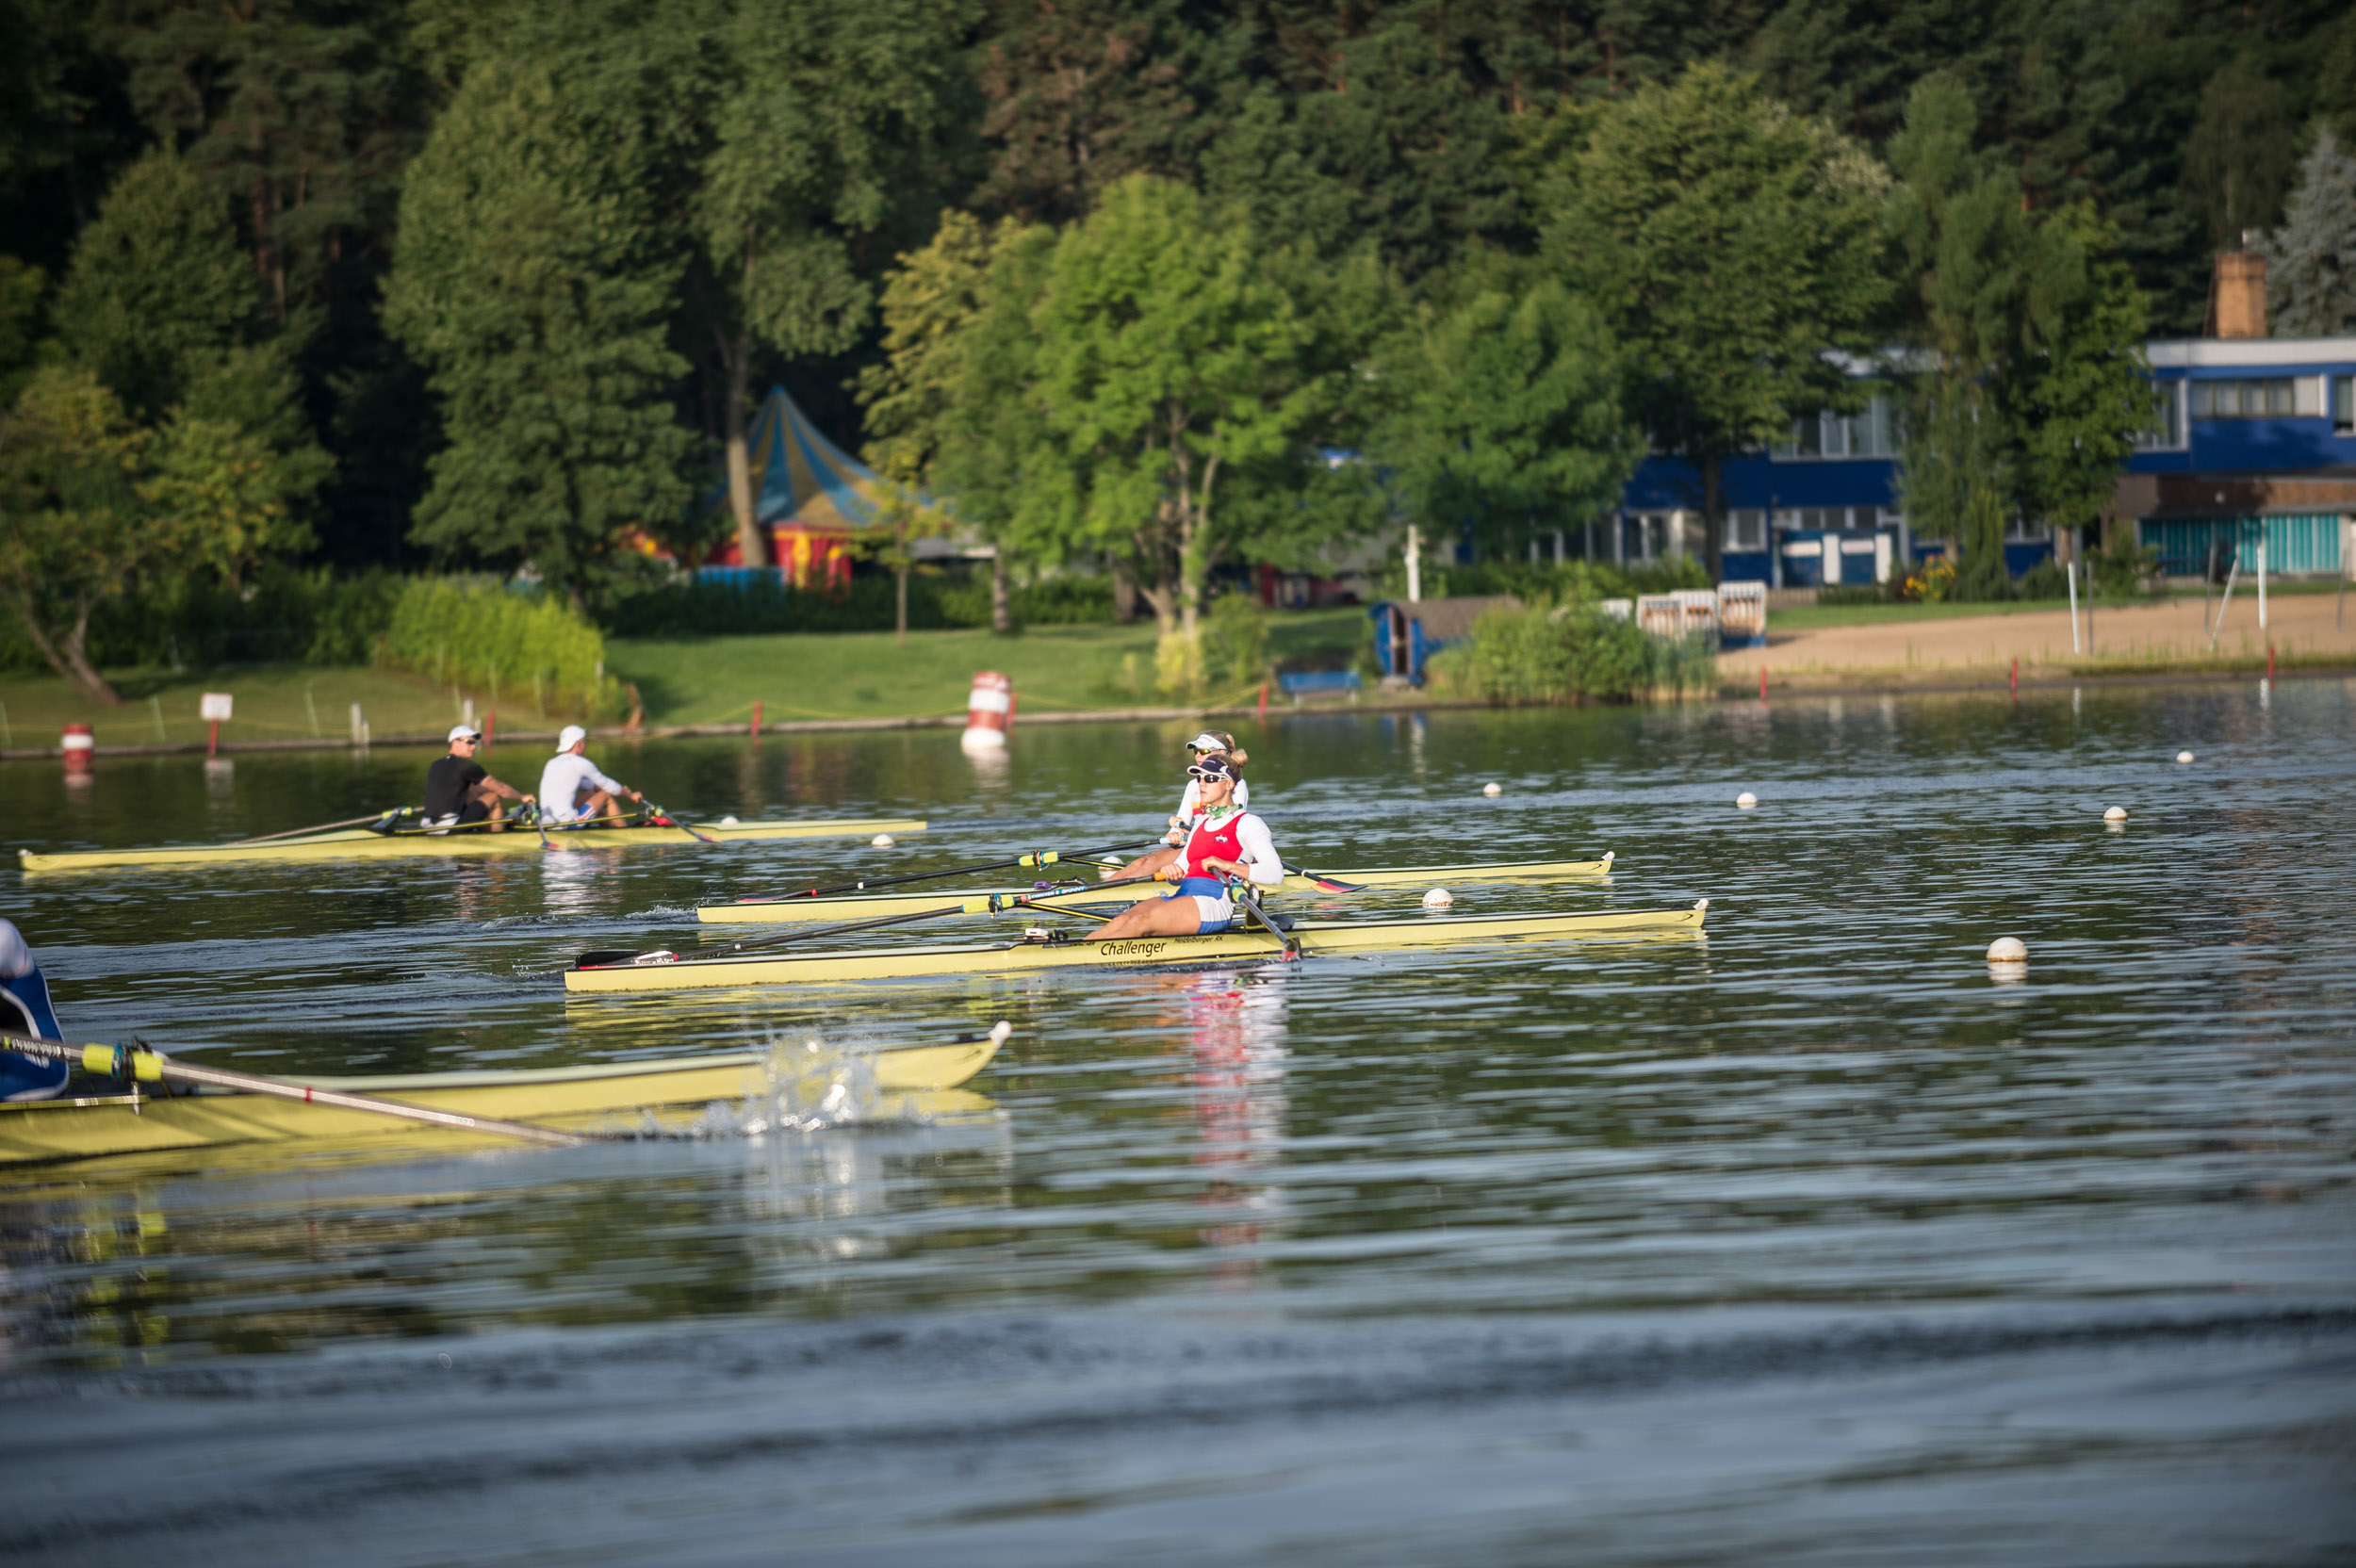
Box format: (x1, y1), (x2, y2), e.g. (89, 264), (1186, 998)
(0, 1037), (998, 1164)
(571, 902), (1706, 994)
(696, 854), (1616, 924)
(18, 817), (929, 874)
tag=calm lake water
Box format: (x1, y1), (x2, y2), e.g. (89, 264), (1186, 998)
(3, 683), (2352, 1565)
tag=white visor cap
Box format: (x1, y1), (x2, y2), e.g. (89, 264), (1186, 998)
(556, 725), (588, 753)
(1185, 732), (1228, 753)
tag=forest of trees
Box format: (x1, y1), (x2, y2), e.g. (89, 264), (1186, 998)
(4, 0), (2356, 678)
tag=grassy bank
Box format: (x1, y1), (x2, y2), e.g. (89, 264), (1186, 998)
(0, 664), (530, 750)
(0, 610), (1374, 746)
(1776, 581), (2348, 632)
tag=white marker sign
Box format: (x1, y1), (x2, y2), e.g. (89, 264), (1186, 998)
(200, 693), (234, 721)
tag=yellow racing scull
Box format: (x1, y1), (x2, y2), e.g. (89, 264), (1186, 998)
(19, 816), (928, 874)
(0, 1036), (1001, 1165)
(697, 853), (1615, 924)
(571, 900), (1707, 994)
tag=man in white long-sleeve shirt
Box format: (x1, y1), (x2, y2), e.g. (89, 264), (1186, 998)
(1092, 756), (1283, 939)
(538, 726), (642, 826)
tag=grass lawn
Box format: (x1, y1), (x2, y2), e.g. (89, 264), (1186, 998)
(607, 608), (1370, 726)
(0, 663), (525, 751)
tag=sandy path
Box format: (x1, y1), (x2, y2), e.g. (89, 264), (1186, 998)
(1718, 589), (2356, 680)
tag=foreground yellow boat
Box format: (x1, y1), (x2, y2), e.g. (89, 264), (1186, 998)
(0, 1037), (1000, 1165)
(19, 816), (929, 874)
(571, 901), (1708, 994)
(697, 854), (1616, 924)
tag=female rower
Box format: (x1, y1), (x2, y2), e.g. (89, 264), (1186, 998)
(1108, 731), (1252, 881)
(1091, 755), (1282, 939)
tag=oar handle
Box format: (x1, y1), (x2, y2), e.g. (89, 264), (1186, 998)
(25, 1041), (587, 1147)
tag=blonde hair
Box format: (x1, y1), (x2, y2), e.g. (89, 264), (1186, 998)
(1197, 729), (1248, 769)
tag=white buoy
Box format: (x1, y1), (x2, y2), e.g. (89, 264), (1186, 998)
(1422, 888), (1454, 910)
(1986, 937), (2028, 963)
(718, 815), (740, 826)
(871, 834), (894, 848)
(1482, 782), (1502, 797)
(2175, 750), (2194, 764)
(2102, 807), (2127, 823)
(1736, 792), (1758, 808)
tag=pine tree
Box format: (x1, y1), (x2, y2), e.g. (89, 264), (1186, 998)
(2263, 126), (2356, 336)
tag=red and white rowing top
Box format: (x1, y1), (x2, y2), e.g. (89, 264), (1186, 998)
(1177, 808), (1283, 888)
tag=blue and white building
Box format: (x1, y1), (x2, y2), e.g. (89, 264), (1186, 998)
(1568, 335), (2356, 587)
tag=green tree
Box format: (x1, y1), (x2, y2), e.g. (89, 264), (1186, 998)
(383, 60), (694, 605)
(0, 367), (150, 702)
(1890, 74), (2151, 595)
(691, 0), (971, 569)
(140, 411), (313, 585)
(100, 0), (424, 327)
(1029, 174), (1351, 662)
(2262, 125), (2356, 335)
(51, 148), (261, 418)
(859, 210), (1038, 635)
(975, 0), (1209, 224)
(0, 257), (48, 405)
(2184, 57), (2300, 251)
(1372, 269), (1640, 561)
(1542, 62), (1891, 582)
(2005, 205), (2152, 549)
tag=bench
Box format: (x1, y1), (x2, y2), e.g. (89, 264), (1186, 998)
(1276, 670), (1362, 704)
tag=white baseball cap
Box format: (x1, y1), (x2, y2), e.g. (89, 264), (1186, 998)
(448, 724), (482, 743)
(555, 725), (588, 753)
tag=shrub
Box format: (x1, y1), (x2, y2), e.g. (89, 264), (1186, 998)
(2013, 559), (2068, 600)
(2089, 532), (2160, 597)
(1438, 600), (1710, 704)
(382, 578), (618, 717)
(1815, 584), (1889, 606)
(1199, 593), (1268, 687)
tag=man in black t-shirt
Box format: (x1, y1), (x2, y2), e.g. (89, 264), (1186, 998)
(422, 726), (535, 832)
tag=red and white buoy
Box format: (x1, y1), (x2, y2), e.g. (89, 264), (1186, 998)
(960, 671), (1013, 751)
(60, 722), (93, 779)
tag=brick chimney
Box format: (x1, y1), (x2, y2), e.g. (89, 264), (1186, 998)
(2210, 232), (2267, 339)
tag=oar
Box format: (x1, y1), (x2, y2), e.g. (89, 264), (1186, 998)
(642, 804), (719, 844)
(1281, 862), (1366, 893)
(740, 839), (1160, 903)
(13, 1039), (587, 1147)
(1230, 877), (1302, 959)
(225, 811), (400, 846)
(575, 895), (1025, 969)
(573, 874), (1170, 969)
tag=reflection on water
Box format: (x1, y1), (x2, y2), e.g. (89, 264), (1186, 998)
(3, 681), (2354, 1560)
(1177, 969), (1291, 1287)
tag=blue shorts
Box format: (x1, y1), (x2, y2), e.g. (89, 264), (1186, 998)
(1172, 875), (1235, 934)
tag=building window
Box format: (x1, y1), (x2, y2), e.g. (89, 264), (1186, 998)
(2004, 515), (2050, 542)
(1724, 510), (1767, 551)
(2135, 380), (2187, 449)
(2333, 376), (2354, 434)
(2190, 378), (2303, 419)
(1770, 394), (1898, 460)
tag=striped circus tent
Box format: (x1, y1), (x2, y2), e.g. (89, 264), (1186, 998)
(712, 386), (964, 585)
